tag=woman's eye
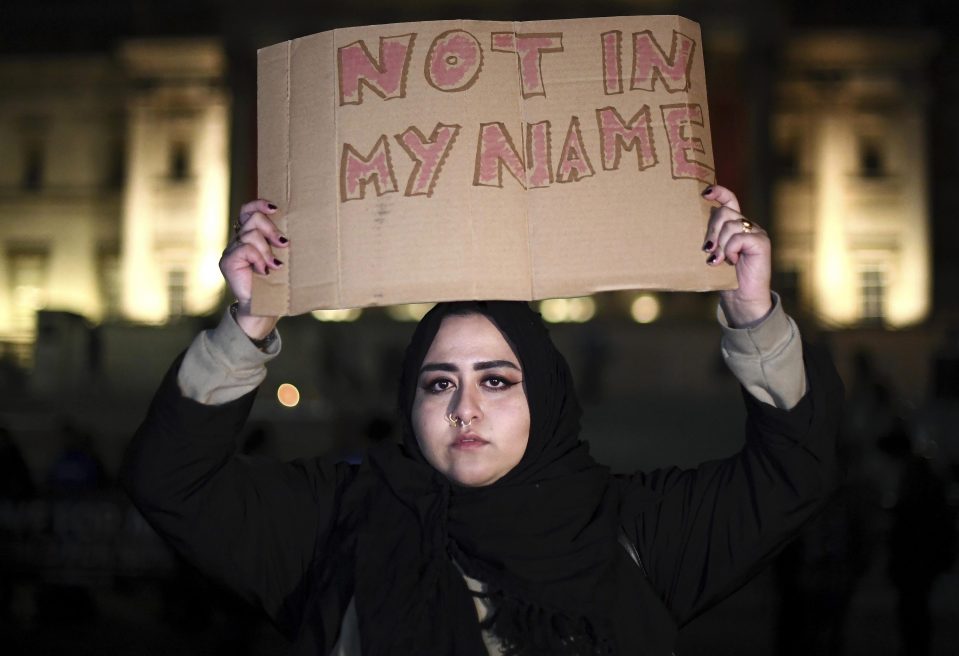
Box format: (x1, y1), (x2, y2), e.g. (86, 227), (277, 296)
(424, 379), (453, 393)
(484, 376), (513, 390)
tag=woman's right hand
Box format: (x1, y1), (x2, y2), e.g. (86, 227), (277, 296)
(219, 199), (289, 340)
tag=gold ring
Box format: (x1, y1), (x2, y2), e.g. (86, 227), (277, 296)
(446, 413), (472, 428)
(740, 219), (754, 234)
(232, 220), (243, 236)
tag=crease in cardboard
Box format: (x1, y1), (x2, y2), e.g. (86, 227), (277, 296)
(513, 19), (536, 301)
(466, 19), (477, 301)
(464, 127), (477, 301)
(468, 183), (477, 301)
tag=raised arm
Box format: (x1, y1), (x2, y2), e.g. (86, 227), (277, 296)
(619, 340), (841, 626)
(703, 183), (807, 411)
(617, 185), (843, 625)
(121, 201), (353, 637)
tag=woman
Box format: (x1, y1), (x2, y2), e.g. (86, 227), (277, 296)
(122, 185), (843, 655)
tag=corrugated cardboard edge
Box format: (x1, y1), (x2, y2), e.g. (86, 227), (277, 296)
(252, 40), (292, 316)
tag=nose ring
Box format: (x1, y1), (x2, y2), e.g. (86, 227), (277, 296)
(446, 413), (472, 428)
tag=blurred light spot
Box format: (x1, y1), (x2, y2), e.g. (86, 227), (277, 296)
(539, 297), (596, 323)
(277, 383), (300, 408)
(630, 294), (660, 323)
(311, 308), (362, 322)
(386, 303), (435, 321)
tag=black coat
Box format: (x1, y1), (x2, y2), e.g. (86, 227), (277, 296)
(121, 341), (843, 655)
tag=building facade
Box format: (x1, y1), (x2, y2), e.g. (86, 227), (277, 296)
(771, 31), (936, 328)
(0, 40), (229, 360)
(0, 28), (942, 368)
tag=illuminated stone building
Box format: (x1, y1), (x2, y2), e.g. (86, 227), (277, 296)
(0, 22), (946, 372)
(771, 32), (937, 328)
(0, 40), (229, 358)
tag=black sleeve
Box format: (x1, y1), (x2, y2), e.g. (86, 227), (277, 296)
(120, 355), (354, 637)
(617, 341), (844, 626)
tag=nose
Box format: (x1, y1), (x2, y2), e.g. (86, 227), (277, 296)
(450, 383), (483, 427)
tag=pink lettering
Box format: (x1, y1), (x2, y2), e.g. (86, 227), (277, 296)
(661, 104), (714, 183)
(474, 122), (526, 189)
(601, 31), (623, 95)
(525, 121), (553, 188)
(596, 106), (657, 171)
(491, 32), (563, 98)
(338, 34), (416, 106)
(425, 30), (483, 92)
(395, 124), (461, 197)
(631, 30), (695, 93)
(555, 116), (595, 184)
(340, 136), (399, 202)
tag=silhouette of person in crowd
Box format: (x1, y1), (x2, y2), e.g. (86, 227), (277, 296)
(879, 421), (957, 656)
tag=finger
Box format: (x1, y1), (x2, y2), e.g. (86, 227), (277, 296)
(237, 228), (284, 270)
(712, 222), (768, 266)
(715, 218), (759, 261)
(241, 211), (289, 247)
(222, 243), (271, 276)
(724, 231), (770, 267)
(702, 205), (744, 252)
(701, 184), (741, 213)
(239, 199), (279, 225)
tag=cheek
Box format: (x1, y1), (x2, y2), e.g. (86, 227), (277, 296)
(411, 397), (444, 464)
(501, 397), (531, 457)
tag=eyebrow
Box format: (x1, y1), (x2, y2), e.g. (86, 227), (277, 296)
(419, 360), (520, 375)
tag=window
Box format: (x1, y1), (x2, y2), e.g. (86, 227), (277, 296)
(860, 265), (885, 324)
(18, 115), (48, 192)
(169, 142), (190, 181)
(107, 141), (126, 189)
(774, 138), (801, 179)
(8, 249), (49, 338)
(859, 139), (885, 178)
(98, 249), (121, 318)
(21, 141), (44, 191)
(167, 269), (187, 318)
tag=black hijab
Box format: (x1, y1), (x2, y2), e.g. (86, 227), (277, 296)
(338, 301), (645, 655)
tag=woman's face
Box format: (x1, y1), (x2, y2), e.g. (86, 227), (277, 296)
(411, 313), (530, 487)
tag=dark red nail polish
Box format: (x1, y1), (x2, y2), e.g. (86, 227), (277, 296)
(702, 240), (713, 251)
(701, 186), (713, 196)
(274, 258), (283, 266)
(265, 269), (270, 276)
(267, 203), (277, 210)
(278, 236), (289, 244)
(706, 254), (717, 264)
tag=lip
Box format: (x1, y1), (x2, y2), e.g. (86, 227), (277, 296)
(451, 432), (489, 449)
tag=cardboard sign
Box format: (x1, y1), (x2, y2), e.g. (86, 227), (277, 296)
(255, 15), (736, 315)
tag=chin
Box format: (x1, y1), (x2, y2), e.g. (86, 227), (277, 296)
(448, 467), (501, 488)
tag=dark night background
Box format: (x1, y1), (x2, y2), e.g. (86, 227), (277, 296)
(1, 1), (959, 655)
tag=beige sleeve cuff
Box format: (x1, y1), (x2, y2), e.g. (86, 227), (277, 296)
(176, 306), (282, 405)
(716, 292), (807, 410)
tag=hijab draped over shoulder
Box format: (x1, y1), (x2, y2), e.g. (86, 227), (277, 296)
(331, 301), (647, 655)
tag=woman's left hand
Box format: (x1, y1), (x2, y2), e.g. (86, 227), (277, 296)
(701, 184), (772, 327)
